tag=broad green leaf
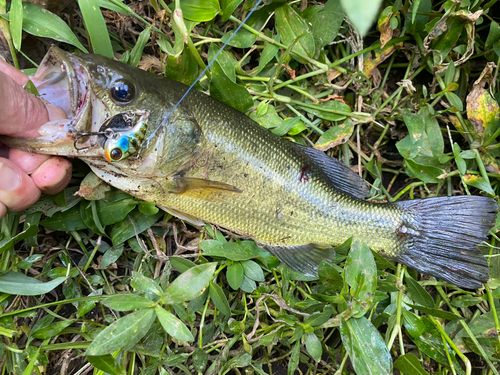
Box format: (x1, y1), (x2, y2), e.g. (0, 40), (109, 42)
(453, 311), (498, 354)
(0, 272), (66, 296)
(0, 223), (39, 253)
(221, 0), (244, 21)
(129, 26), (151, 67)
(340, 0), (383, 37)
(86, 355), (124, 375)
(275, 4), (315, 64)
(288, 340), (300, 375)
(340, 316), (392, 375)
(315, 119), (354, 151)
(377, 6), (394, 48)
(180, 0), (220, 22)
(103, 294), (156, 311)
(241, 260), (265, 282)
(479, 148), (500, 174)
(226, 262), (244, 290)
(305, 332), (322, 362)
(271, 118), (302, 137)
(163, 263), (216, 304)
(257, 34), (280, 74)
(221, 28), (257, 48)
(403, 312), (463, 369)
(310, 0), (344, 49)
(394, 353), (429, 375)
(164, 49), (199, 85)
(432, 19), (463, 65)
(209, 282), (231, 316)
(86, 308), (155, 356)
(138, 202), (159, 216)
(463, 174), (495, 195)
(130, 271), (163, 296)
(302, 100), (351, 122)
(344, 241), (377, 316)
(110, 209), (163, 246)
(99, 245), (124, 270)
(404, 159), (443, 184)
(249, 103), (283, 129)
(98, 0), (132, 13)
(155, 306), (194, 341)
(31, 319), (75, 339)
(201, 240), (268, 261)
(446, 92), (464, 111)
(1, 3), (88, 52)
(210, 61), (253, 112)
(466, 81), (500, 139)
(450, 294), (483, 308)
(317, 260), (343, 294)
(78, 172), (111, 200)
(169, 257), (196, 273)
(9, 0), (22, 50)
(307, 305), (334, 327)
(444, 62), (456, 85)
(405, 274), (435, 308)
(78, 0), (113, 58)
(462, 337), (500, 363)
(80, 200), (106, 237)
(208, 44), (236, 82)
(192, 348), (208, 372)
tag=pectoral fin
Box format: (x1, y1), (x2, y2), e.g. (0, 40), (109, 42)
(265, 244), (336, 277)
(171, 177), (242, 194)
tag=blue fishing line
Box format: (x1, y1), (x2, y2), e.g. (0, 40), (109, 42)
(145, 0), (264, 145)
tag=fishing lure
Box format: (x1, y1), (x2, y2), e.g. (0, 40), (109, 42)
(101, 110), (150, 162)
(73, 110), (149, 161)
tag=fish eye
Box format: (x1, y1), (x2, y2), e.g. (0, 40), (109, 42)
(110, 80), (135, 104)
(110, 148), (123, 160)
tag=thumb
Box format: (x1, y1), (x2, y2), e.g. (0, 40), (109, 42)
(0, 71), (66, 138)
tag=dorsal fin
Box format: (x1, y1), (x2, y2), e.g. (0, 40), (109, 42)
(295, 144), (370, 199)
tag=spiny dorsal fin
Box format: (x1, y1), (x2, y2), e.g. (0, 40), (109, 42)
(295, 144), (370, 199)
(265, 244), (336, 277)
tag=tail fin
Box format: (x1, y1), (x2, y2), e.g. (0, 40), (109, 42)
(395, 196), (497, 289)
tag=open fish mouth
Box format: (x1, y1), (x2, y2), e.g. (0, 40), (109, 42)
(2, 47), (95, 156)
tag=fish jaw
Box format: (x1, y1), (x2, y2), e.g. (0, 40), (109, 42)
(1, 47), (103, 158)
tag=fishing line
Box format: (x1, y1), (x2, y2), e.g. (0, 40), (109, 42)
(143, 0), (264, 148)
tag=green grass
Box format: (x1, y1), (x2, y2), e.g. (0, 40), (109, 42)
(1, 0), (500, 374)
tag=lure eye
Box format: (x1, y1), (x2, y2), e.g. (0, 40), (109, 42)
(109, 148), (123, 161)
(110, 80), (135, 103)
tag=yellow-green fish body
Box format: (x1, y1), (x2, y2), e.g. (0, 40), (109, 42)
(3, 48), (497, 288)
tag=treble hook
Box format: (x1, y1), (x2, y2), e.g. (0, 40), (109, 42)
(73, 129), (116, 150)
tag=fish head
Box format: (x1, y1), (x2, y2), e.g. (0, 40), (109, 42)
(2, 47), (205, 180)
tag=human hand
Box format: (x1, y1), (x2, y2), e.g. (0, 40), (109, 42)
(0, 58), (72, 219)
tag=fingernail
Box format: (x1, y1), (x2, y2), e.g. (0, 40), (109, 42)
(0, 162), (21, 191)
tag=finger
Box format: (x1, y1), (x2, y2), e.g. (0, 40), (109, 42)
(0, 71), (50, 137)
(31, 156), (72, 194)
(9, 148), (51, 174)
(0, 158), (41, 212)
(0, 58), (28, 86)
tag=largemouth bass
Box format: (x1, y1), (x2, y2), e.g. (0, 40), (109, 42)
(3, 47), (497, 289)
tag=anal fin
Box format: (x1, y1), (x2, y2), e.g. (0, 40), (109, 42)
(157, 205), (205, 227)
(265, 244), (336, 277)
